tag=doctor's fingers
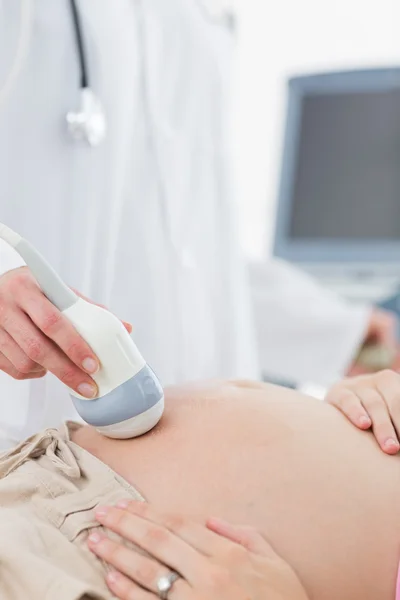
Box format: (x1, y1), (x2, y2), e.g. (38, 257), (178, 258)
(0, 329), (45, 376)
(0, 351), (46, 381)
(0, 267), (100, 378)
(17, 290), (100, 377)
(2, 309), (98, 398)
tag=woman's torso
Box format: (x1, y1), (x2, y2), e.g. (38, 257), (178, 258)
(73, 380), (400, 600)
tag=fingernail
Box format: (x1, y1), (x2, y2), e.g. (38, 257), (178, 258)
(107, 571), (120, 584)
(95, 506), (110, 518)
(77, 383), (97, 399)
(359, 415), (371, 427)
(88, 532), (102, 544)
(385, 438), (399, 451)
(82, 357), (99, 374)
(116, 500), (130, 509)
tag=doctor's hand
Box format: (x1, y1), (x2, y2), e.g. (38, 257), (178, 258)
(326, 369), (400, 455)
(88, 500), (309, 600)
(347, 308), (400, 376)
(0, 267), (132, 397)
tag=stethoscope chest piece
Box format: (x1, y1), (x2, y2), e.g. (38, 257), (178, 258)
(66, 87), (107, 147)
(67, 0), (106, 147)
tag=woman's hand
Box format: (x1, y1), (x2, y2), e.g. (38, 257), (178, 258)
(88, 500), (309, 600)
(0, 267), (132, 396)
(325, 369), (400, 454)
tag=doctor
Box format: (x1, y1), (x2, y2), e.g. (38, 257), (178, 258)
(0, 0), (396, 447)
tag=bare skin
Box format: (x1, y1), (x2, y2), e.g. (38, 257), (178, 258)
(72, 379), (400, 600)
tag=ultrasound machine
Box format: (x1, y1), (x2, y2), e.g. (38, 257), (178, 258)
(273, 67), (400, 317)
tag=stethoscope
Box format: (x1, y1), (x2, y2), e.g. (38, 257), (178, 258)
(0, 0), (106, 147)
(66, 0), (107, 146)
(0, 0), (235, 147)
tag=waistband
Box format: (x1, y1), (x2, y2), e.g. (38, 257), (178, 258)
(0, 421), (143, 500)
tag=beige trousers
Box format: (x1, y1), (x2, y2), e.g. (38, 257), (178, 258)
(0, 423), (145, 600)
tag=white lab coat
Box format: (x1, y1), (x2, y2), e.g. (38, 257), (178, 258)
(0, 0), (369, 448)
(249, 260), (370, 385)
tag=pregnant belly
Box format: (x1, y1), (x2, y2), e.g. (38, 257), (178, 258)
(74, 381), (400, 600)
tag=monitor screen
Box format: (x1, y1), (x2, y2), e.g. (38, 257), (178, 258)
(274, 69), (400, 264)
(290, 89), (400, 241)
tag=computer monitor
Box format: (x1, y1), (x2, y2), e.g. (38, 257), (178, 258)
(273, 68), (400, 270)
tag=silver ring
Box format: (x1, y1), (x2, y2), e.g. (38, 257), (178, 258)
(156, 571), (180, 599)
